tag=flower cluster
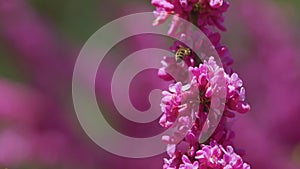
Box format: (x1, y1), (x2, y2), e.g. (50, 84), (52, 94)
(152, 0), (228, 31)
(151, 0), (251, 168)
(159, 57), (250, 168)
(164, 141), (250, 169)
(152, 0), (233, 73)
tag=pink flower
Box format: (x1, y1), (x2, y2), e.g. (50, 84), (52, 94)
(160, 56), (250, 141)
(195, 144), (222, 168)
(163, 141), (250, 169)
(153, 8), (171, 26)
(209, 0), (224, 8)
(152, 0), (230, 31)
(163, 151), (183, 169)
(195, 142), (250, 169)
(152, 0), (174, 11)
(158, 56), (191, 83)
(179, 155), (199, 169)
(160, 82), (185, 128)
(226, 73), (250, 114)
(220, 146), (250, 169)
(197, 1), (229, 31)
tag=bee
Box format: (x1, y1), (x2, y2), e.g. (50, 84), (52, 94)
(175, 47), (191, 62)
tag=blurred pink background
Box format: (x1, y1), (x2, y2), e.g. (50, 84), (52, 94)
(0, 0), (299, 168)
